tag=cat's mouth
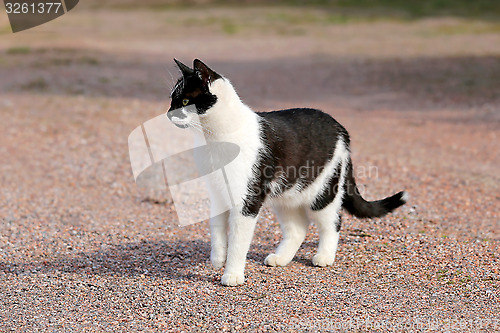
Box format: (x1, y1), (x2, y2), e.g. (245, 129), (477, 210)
(167, 108), (191, 129)
(171, 121), (189, 129)
(168, 116), (190, 129)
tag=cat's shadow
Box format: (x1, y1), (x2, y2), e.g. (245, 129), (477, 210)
(1, 238), (340, 282)
(0, 239), (219, 282)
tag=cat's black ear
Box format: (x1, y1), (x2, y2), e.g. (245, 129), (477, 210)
(174, 58), (194, 77)
(193, 59), (220, 86)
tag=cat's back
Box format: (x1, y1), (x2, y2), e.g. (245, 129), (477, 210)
(257, 108), (350, 152)
(258, 107), (337, 126)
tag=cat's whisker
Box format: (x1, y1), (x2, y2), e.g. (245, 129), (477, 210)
(166, 68), (176, 91)
(190, 122), (209, 134)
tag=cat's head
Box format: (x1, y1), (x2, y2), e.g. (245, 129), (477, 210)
(167, 59), (222, 129)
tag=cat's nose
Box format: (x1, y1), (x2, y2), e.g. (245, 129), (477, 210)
(167, 107), (186, 121)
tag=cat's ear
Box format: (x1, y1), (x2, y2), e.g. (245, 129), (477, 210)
(193, 59), (220, 87)
(174, 58), (194, 77)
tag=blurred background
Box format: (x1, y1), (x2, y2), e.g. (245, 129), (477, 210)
(1, 0), (499, 108)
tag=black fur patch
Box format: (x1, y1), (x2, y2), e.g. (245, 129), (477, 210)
(241, 150), (273, 217)
(241, 108), (350, 217)
(310, 162), (341, 211)
(168, 75), (218, 115)
(168, 59), (221, 115)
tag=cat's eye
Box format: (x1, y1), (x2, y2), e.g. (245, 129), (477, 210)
(182, 98), (189, 106)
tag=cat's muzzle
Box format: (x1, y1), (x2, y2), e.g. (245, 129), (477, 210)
(167, 107), (190, 129)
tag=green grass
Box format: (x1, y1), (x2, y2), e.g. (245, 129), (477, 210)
(221, 19), (238, 35)
(30, 54), (101, 68)
(265, 11), (356, 25)
(431, 22), (500, 35)
(0, 24), (12, 35)
(255, 0), (500, 18)
(6, 46), (31, 55)
(96, 0), (500, 19)
(20, 77), (49, 91)
(78, 56), (100, 65)
(178, 7), (397, 36)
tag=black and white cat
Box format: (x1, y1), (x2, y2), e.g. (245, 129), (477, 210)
(167, 59), (407, 286)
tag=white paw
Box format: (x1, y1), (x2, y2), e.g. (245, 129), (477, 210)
(221, 273), (245, 286)
(312, 254), (334, 267)
(264, 253), (290, 267)
(210, 252), (226, 269)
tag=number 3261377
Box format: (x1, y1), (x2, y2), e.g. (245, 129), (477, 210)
(5, 2), (62, 14)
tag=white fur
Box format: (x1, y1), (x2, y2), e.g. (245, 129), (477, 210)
(401, 191), (409, 204)
(190, 77), (347, 286)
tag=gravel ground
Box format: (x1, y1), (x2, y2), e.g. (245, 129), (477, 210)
(0, 5), (499, 332)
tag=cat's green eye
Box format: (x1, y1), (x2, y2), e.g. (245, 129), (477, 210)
(182, 98), (189, 106)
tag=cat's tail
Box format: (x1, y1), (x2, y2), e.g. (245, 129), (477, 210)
(342, 159), (408, 218)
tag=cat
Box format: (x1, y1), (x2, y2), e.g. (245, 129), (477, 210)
(167, 59), (407, 286)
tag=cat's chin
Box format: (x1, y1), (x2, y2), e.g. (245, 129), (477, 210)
(172, 122), (189, 129)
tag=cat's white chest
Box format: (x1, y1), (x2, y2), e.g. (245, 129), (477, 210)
(195, 115), (262, 208)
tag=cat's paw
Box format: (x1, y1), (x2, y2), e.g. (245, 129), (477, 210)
(210, 253), (226, 270)
(264, 253), (290, 267)
(312, 254), (334, 267)
(221, 273), (245, 286)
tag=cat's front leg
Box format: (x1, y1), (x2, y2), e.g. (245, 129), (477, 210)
(210, 210), (229, 269)
(221, 211), (258, 286)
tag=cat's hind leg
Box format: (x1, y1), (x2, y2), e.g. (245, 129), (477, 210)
(308, 202), (342, 267)
(264, 205), (309, 267)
